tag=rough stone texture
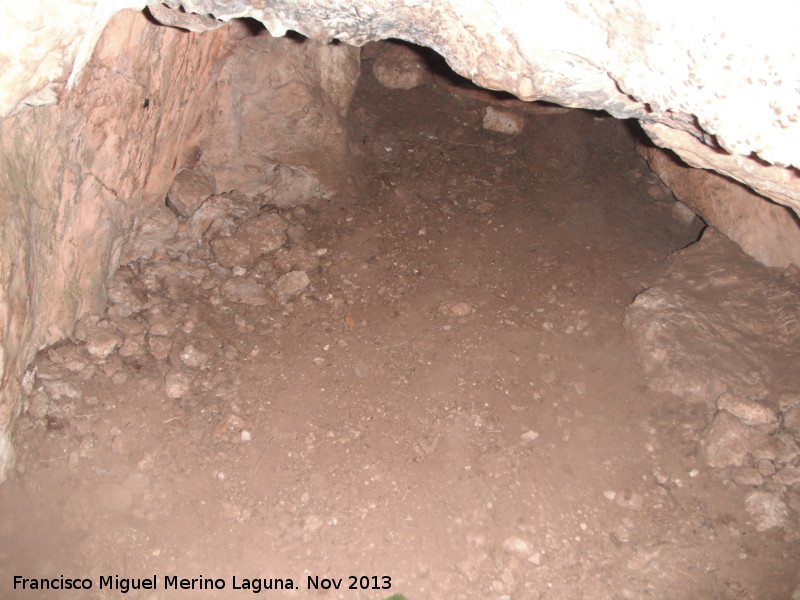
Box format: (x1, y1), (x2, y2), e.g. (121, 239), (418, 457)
(639, 144), (800, 269)
(273, 270), (310, 302)
(0, 10), (231, 478)
(165, 169), (214, 219)
(717, 394), (778, 427)
(482, 106), (525, 135)
(624, 228), (800, 404)
(186, 20), (360, 202)
(372, 42), (432, 90)
(4, 0), (800, 218)
(211, 213), (288, 268)
(703, 410), (767, 469)
(220, 278), (270, 306)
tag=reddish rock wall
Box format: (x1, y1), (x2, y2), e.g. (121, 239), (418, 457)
(0, 10), (359, 479)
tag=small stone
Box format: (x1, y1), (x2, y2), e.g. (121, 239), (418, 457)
(502, 536), (532, 557)
(757, 460), (777, 477)
(439, 301), (474, 317)
(221, 278), (270, 306)
(241, 430), (252, 442)
(47, 344), (89, 372)
(118, 337), (146, 358)
(482, 106), (525, 135)
(179, 344), (208, 369)
(83, 327), (123, 359)
(783, 405), (800, 433)
(703, 410), (763, 468)
(166, 169), (213, 219)
(274, 271), (310, 302)
(775, 466), (800, 487)
(603, 490), (616, 501)
(745, 491), (789, 532)
(211, 213), (288, 268)
(165, 371), (191, 399)
(188, 192), (254, 241)
(717, 393), (778, 426)
(731, 466), (763, 487)
(520, 430), (539, 443)
(147, 335), (173, 361)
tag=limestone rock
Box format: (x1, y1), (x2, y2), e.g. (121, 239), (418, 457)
(84, 327), (123, 359)
(179, 344), (208, 369)
(273, 271), (310, 302)
(372, 42), (432, 90)
(165, 370), (191, 400)
(211, 213), (288, 268)
(745, 491), (789, 532)
(703, 410), (762, 469)
(624, 228), (800, 404)
(482, 106), (525, 135)
(717, 393), (778, 427)
(147, 335), (173, 361)
(166, 170), (214, 219)
(273, 246), (320, 273)
(220, 278), (270, 306)
(639, 143), (800, 269)
(188, 192), (256, 242)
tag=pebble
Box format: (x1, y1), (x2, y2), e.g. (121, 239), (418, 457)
(438, 301), (473, 317)
(501, 536), (532, 557)
(520, 430), (539, 443)
(84, 327), (123, 359)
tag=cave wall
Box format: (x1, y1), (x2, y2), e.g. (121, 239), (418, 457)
(0, 10), (358, 480)
(4, 0), (800, 217)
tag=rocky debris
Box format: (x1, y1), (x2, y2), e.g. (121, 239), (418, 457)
(166, 169), (214, 219)
(188, 192), (256, 242)
(624, 228), (800, 404)
(107, 277), (144, 320)
(703, 410), (771, 468)
(372, 42), (432, 90)
(273, 271), (310, 303)
(220, 278), (270, 306)
(439, 300), (474, 317)
(123, 204), (181, 262)
(147, 335), (173, 361)
(717, 393), (778, 426)
(273, 246), (320, 273)
(260, 164), (321, 210)
(211, 213), (288, 268)
(179, 344), (208, 369)
(165, 370), (191, 400)
(47, 344), (89, 373)
(745, 491), (789, 532)
(83, 326), (123, 359)
(482, 106), (525, 135)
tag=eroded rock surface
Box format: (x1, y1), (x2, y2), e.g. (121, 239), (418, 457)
(625, 227), (800, 405)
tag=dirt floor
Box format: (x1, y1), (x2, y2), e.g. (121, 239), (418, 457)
(1, 48), (798, 600)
